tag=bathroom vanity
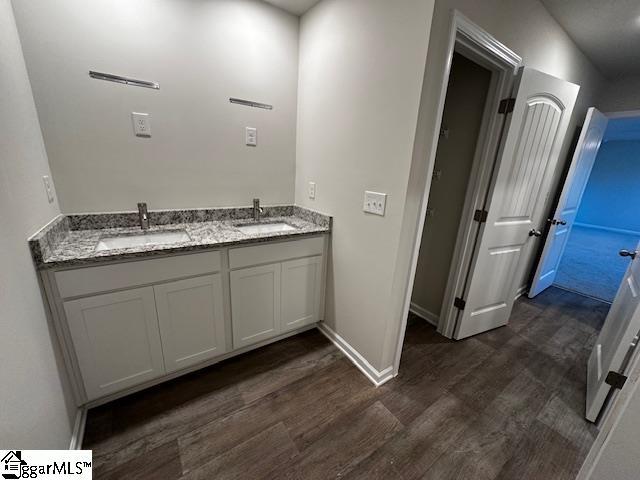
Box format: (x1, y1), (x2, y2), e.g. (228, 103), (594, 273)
(29, 205), (331, 406)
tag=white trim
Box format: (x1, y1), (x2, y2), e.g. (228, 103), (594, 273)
(69, 407), (87, 450)
(574, 222), (640, 237)
(409, 302), (439, 326)
(603, 109), (640, 119)
(317, 323), (395, 387)
(392, 10), (522, 376)
(514, 285), (527, 300)
(552, 284), (612, 305)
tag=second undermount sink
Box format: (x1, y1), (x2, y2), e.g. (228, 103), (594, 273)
(96, 230), (191, 252)
(235, 222), (297, 235)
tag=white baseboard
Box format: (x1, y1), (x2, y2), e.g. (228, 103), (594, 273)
(515, 285), (527, 300)
(574, 222), (640, 237)
(69, 407), (87, 450)
(317, 323), (395, 387)
(409, 302), (439, 327)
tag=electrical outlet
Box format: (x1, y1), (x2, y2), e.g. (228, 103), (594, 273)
(308, 182), (316, 199)
(363, 191), (387, 216)
(246, 127), (257, 146)
(42, 175), (55, 203)
(131, 112), (151, 137)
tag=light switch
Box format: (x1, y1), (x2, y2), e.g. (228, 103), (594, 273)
(363, 191), (387, 216)
(131, 112), (151, 137)
(308, 182), (316, 199)
(246, 127), (257, 146)
(42, 175), (55, 203)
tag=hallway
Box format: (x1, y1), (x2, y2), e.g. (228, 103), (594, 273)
(83, 287), (608, 479)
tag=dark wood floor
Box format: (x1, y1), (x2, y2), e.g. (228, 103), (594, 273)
(83, 287), (608, 479)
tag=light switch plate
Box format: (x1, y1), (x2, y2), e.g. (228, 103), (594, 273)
(308, 182), (316, 199)
(363, 191), (387, 216)
(42, 175), (55, 203)
(246, 127), (257, 146)
(131, 112), (151, 137)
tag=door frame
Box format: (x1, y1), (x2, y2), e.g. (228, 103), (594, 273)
(393, 11), (522, 371)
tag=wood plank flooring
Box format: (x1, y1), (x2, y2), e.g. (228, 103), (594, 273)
(83, 287), (608, 479)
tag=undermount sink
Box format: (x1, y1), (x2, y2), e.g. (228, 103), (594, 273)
(95, 230), (191, 252)
(235, 222), (297, 235)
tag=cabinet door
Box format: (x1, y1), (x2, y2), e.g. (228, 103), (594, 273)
(154, 274), (227, 373)
(64, 287), (165, 401)
(230, 264), (281, 348)
(281, 256), (323, 332)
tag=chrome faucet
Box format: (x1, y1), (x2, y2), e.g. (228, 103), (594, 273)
(252, 198), (264, 222)
(138, 202), (150, 230)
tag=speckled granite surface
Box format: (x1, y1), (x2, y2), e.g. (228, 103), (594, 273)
(29, 206), (331, 269)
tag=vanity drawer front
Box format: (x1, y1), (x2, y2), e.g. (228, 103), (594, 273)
(56, 251), (222, 298)
(229, 236), (324, 270)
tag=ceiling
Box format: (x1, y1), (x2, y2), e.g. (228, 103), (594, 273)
(541, 0), (640, 79)
(604, 116), (640, 141)
(263, 0), (321, 16)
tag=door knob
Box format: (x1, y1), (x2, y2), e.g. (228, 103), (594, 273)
(547, 219), (567, 225)
(529, 229), (542, 237)
(619, 250), (638, 260)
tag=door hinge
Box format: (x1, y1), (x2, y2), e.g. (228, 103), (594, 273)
(498, 97), (516, 114)
(454, 297), (466, 310)
(605, 371), (628, 390)
(474, 209), (488, 223)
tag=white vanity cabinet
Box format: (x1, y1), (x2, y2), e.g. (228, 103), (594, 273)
(230, 264), (282, 348)
(154, 274), (227, 373)
(229, 236), (325, 348)
(43, 235), (327, 406)
(281, 256), (323, 333)
(64, 287), (165, 401)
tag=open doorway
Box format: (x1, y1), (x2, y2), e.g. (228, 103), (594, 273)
(554, 116), (640, 303)
(526, 108), (640, 423)
(410, 52), (493, 326)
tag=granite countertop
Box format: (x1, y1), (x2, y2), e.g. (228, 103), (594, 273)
(29, 205), (331, 269)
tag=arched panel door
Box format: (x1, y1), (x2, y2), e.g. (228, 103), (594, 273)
(454, 68), (580, 339)
(529, 107), (608, 297)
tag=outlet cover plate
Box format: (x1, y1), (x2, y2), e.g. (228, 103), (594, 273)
(131, 112), (151, 137)
(308, 182), (316, 199)
(42, 175), (55, 203)
(246, 127), (257, 146)
(364, 191), (386, 216)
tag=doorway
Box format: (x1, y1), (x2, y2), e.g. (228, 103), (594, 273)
(527, 108), (640, 423)
(410, 52), (493, 326)
(397, 11), (579, 356)
(554, 117), (640, 303)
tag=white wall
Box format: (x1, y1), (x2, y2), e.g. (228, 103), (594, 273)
(382, 0), (608, 368)
(599, 74), (640, 113)
(12, 0), (299, 213)
(295, 0), (435, 369)
(0, 0), (74, 448)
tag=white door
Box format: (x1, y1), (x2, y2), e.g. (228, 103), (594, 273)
(230, 263), (281, 348)
(454, 68), (579, 339)
(529, 108), (608, 297)
(155, 274), (227, 374)
(281, 256), (322, 332)
(64, 287), (165, 401)
(587, 241), (640, 421)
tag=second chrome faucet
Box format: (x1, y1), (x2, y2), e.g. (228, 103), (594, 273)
(138, 202), (150, 230)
